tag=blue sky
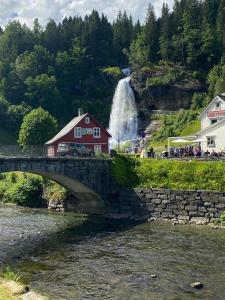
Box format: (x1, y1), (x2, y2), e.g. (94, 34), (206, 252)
(0, 0), (174, 27)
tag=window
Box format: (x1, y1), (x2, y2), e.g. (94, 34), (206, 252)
(93, 127), (101, 138)
(216, 102), (221, 109)
(94, 145), (102, 153)
(74, 127), (82, 138)
(207, 137), (215, 147)
(85, 116), (90, 124)
(211, 119), (217, 125)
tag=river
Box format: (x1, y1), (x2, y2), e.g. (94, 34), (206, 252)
(1, 205), (225, 300)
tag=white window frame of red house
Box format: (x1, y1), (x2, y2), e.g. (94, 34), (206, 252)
(85, 116), (90, 124)
(94, 145), (102, 153)
(74, 127), (82, 138)
(93, 127), (101, 138)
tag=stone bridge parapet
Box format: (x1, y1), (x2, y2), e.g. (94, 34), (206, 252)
(0, 158), (113, 214)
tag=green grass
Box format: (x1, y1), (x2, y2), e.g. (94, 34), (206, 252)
(180, 119), (201, 136)
(149, 119), (201, 153)
(1, 267), (22, 283)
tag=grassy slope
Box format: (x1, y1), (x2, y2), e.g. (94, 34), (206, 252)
(180, 119), (201, 136)
(150, 119), (201, 152)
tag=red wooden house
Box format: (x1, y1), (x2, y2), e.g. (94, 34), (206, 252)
(45, 112), (111, 157)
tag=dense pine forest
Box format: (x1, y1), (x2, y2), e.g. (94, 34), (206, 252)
(0, 0), (225, 144)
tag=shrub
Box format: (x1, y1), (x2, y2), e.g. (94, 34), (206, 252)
(9, 172), (17, 183)
(102, 67), (122, 79)
(112, 155), (225, 191)
(3, 176), (43, 207)
(112, 155), (139, 187)
(219, 212), (225, 225)
(43, 182), (69, 203)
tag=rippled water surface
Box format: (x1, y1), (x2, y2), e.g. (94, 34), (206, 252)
(1, 205), (225, 300)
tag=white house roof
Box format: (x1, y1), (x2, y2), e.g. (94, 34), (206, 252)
(199, 94), (225, 119)
(45, 113), (88, 145)
(197, 118), (225, 136)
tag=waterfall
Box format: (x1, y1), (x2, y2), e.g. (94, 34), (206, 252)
(108, 77), (138, 147)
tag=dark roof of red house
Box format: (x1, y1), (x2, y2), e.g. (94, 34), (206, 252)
(45, 113), (111, 145)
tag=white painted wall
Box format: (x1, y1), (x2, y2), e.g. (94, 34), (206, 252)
(199, 124), (225, 152)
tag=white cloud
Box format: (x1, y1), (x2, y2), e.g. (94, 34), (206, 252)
(0, 0), (174, 27)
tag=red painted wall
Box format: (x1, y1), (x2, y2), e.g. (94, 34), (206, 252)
(47, 114), (110, 157)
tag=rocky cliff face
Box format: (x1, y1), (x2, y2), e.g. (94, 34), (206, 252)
(130, 69), (206, 112)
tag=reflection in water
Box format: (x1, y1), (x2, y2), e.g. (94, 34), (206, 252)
(1, 205), (225, 299)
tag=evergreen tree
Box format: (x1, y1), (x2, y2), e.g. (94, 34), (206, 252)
(159, 3), (171, 60)
(216, 0), (225, 53)
(112, 11), (134, 65)
(182, 0), (203, 68)
(143, 4), (159, 63)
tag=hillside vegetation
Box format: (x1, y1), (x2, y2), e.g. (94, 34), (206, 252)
(113, 155), (225, 191)
(0, 0), (224, 145)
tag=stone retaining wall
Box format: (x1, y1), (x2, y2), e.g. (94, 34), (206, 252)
(116, 188), (225, 224)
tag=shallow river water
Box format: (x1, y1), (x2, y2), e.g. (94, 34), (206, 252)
(1, 205), (225, 300)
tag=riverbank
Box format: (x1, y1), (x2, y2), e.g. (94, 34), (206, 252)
(0, 279), (48, 299)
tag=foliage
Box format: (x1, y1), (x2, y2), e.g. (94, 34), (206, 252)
(136, 159), (225, 191)
(219, 211), (225, 225)
(18, 107), (58, 147)
(102, 67), (122, 79)
(0, 2), (224, 145)
(3, 175), (43, 207)
(146, 69), (184, 87)
(112, 155), (139, 187)
(113, 156), (225, 191)
(208, 62), (225, 96)
(43, 181), (69, 203)
(1, 266), (22, 282)
(128, 32), (149, 68)
(152, 109), (198, 141)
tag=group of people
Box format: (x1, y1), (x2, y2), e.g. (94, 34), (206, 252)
(161, 145), (225, 158)
(125, 142), (225, 159)
(168, 145), (202, 157)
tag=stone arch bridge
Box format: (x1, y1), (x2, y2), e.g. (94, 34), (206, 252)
(0, 158), (114, 214)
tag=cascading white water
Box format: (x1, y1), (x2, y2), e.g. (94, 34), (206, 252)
(108, 77), (138, 147)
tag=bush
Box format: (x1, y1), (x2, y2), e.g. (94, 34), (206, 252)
(3, 176), (43, 207)
(18, 107), (58, 147)
(112, 155), (139, 187)
(152, 110), (198, 142)
(219, 212), (225, 225)
(102, 67), (122, 79)
(112, 155), (225, 191)
(43, 181), (69, 203)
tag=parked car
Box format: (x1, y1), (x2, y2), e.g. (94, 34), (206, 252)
(57, 143), (95, 157)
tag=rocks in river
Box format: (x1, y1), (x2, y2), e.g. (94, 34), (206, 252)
(191, 282), (204, 289)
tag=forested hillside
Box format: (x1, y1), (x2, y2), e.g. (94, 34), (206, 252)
(0, 0), (225, 144)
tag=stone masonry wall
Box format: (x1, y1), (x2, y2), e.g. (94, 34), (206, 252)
(115, 188), (225, 224)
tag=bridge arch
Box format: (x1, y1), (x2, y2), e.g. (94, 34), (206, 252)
(0, 158), (112, 214)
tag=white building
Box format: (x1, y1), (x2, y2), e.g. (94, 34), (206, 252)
(198, 94), (225, 152)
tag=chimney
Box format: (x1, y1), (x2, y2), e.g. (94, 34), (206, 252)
(78, 108), (83, 116)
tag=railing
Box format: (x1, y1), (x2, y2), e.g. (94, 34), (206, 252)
(0, 146), (48, 158)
